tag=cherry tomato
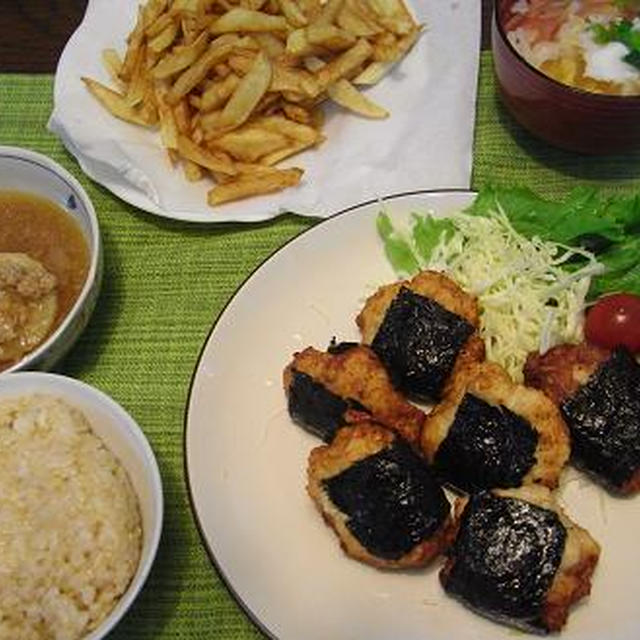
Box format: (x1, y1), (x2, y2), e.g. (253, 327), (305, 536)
(585, 293), (640, 353)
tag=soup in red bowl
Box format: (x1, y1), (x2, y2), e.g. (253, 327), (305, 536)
(492, 0), (640, 154)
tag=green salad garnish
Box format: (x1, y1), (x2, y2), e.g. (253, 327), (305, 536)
(378, 185), (640, 301)
(467, 186), (640, 299)
(590, 18), (640, 70)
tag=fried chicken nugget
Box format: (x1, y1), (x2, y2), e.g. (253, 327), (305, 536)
(356, 270), (485, 401)
(283, 342), (425, 444)
(523, 342), (610, 406)
(525, 343), (640, 494)
(421, 361), (570, 493)
(441, 485), (600, 634)
(307, 422), (453, 569)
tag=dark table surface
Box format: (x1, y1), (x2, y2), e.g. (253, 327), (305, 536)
(1, 1), (493, 73)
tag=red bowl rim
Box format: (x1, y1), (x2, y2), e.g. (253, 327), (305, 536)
(493, 1), (640, 103)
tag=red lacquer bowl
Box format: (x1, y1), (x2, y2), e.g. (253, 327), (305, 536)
(492, 0), (640, 154)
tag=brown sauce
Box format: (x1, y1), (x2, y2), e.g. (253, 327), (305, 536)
(0, 190), (90, 369)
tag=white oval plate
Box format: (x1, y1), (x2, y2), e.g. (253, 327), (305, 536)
(48, 1), (480, 223)
(184, 190), (639, 639)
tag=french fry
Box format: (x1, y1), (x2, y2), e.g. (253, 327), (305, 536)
(173, 98), (191, 133)
(82, 77), (153, 126)
(218, 51), (272, 129)
(155, 83), (179, 149)
(151, 31), (209, 79)
(315, 38), (373, 90)
(285, 29), (318, 58)
(336, 3), (382, 37)
(278, 0), (308, 27)
(298, 0), (322, 21)
(227, 52), (257, 75)
(251, 32), (286, 57)
(177, 134), (237, 174)
(207, 167), (303, 205)
(210, 8), (288, 34)
(166, 37), (235, 103)
(326, 78), (388, 118)
(367, 0), (416, 35)
(102, 48), (124, 86)
(352, 60), (389, 84)
(200, 109), (226, 135)
(83, 0), (421, 208)
(145, 12), (174, 38)
(120, 7), (146, 81)
(315, 0), (346, 26)
(281, 102), (312, 124)
(306, 24), (356, 50)
(200, 73), (240, 111)
(211, 126), (290, 162)
(125, 44), (148, 106)
(148, 20), (180, 53)
(270, 64), (320, 98)
(142, 0), (169, 28)
(254, 115), (320, 144)
(261, 139), (317, 166)
(183, 159), (204, 181)
(235, 161), (285, 175)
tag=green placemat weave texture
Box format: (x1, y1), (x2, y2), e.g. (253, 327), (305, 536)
(1, 52), (639, 639)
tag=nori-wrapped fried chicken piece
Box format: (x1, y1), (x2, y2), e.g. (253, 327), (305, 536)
(283, 342), (425, 444)
(525, 343), (640, 494)
(422, 361), (570, 493)
(441, 485), (600, 633)
(307, 422), (452, 569)
(357, 271), (484, 401)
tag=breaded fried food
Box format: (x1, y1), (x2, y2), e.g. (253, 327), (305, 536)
(283, 342), (425, 444)
(356, 270), (484, 401)
(440, 485), (600, 634)
(523, 342), (610, 406)
(421, 361), (570, 493)
(525, 343), (640, 494)
(307, 422), (452, 569)
(0, 253), (58, 366)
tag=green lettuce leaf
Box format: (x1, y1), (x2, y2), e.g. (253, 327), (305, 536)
(466, 185), (625, 244)
(377, 185), (640, 301)
(410, 213), (455, 263)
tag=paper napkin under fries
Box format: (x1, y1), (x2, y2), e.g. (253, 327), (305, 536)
(49, 0), (481, 223)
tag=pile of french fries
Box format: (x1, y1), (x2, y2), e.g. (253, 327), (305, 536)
(82, 0), (421, 207)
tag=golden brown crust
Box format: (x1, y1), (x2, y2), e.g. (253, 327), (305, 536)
(283, 345), (425, 444)
(356, 270), (481, 344)
(307, 423), (452, 569)
(523, 342), (611, 406)
(542, 544), (600, 631)
(421, 361), (571, 490)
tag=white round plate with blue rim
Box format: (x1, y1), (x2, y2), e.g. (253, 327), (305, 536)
(184, 190), (637, 640)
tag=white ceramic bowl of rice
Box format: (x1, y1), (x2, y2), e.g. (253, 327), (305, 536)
(0, 372), (163, 640)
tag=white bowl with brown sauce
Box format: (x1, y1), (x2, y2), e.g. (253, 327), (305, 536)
(0, 146), (102, 373)
(0, 372), (163, 639)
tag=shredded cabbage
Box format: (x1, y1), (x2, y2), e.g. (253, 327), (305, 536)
(400, 204), (605, 382)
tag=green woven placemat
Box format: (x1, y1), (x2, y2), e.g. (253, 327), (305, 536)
(1, 52), (639, 639)
(1, 75), (308, 640)
(473, 55), (640, 194)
